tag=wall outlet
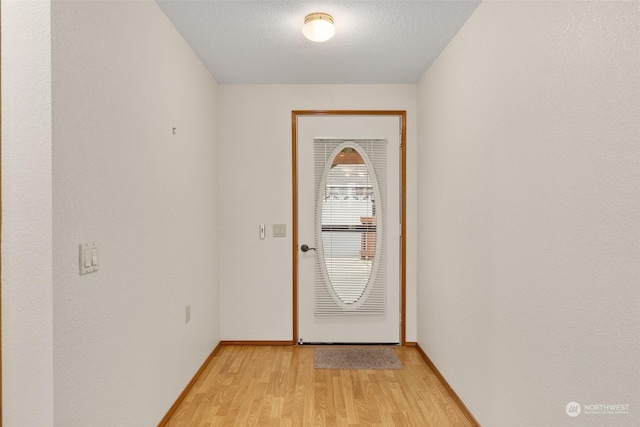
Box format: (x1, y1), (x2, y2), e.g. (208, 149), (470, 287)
(185, 304), (191, 324)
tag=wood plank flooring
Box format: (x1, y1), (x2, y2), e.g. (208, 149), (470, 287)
(165, 345), (474, 427)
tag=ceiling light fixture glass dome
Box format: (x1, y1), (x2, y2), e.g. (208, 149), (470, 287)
(303, 13), (335, 42)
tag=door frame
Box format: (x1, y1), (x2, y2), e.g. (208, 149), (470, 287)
(291, 110), (407, 345)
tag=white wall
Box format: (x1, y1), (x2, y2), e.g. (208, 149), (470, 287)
(1, 1), (55, 425)
(218, 85), (417, 342)
(417, 2), (639, 426)
(51, 1), (219, 425)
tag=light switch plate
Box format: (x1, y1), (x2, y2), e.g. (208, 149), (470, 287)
(80, 242), (98, 275)
(273, 224), (286, 238)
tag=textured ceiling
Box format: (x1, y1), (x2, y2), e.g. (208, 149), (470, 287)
(156, 1), (481, 84)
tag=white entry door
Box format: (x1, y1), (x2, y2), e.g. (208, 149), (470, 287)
(297, 114), (401, 344)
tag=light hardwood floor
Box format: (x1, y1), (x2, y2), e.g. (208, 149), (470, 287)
(165, 345), (474, 427)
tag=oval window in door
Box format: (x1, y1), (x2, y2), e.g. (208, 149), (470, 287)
(317, 143), (382, 306)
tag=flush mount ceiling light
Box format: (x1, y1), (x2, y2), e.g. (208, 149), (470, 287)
(303, 12), (335, 42)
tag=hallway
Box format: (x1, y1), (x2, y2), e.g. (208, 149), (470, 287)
(4, 1), (638, 425)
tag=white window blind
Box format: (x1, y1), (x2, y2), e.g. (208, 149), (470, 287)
(314, 139), (387, 315)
